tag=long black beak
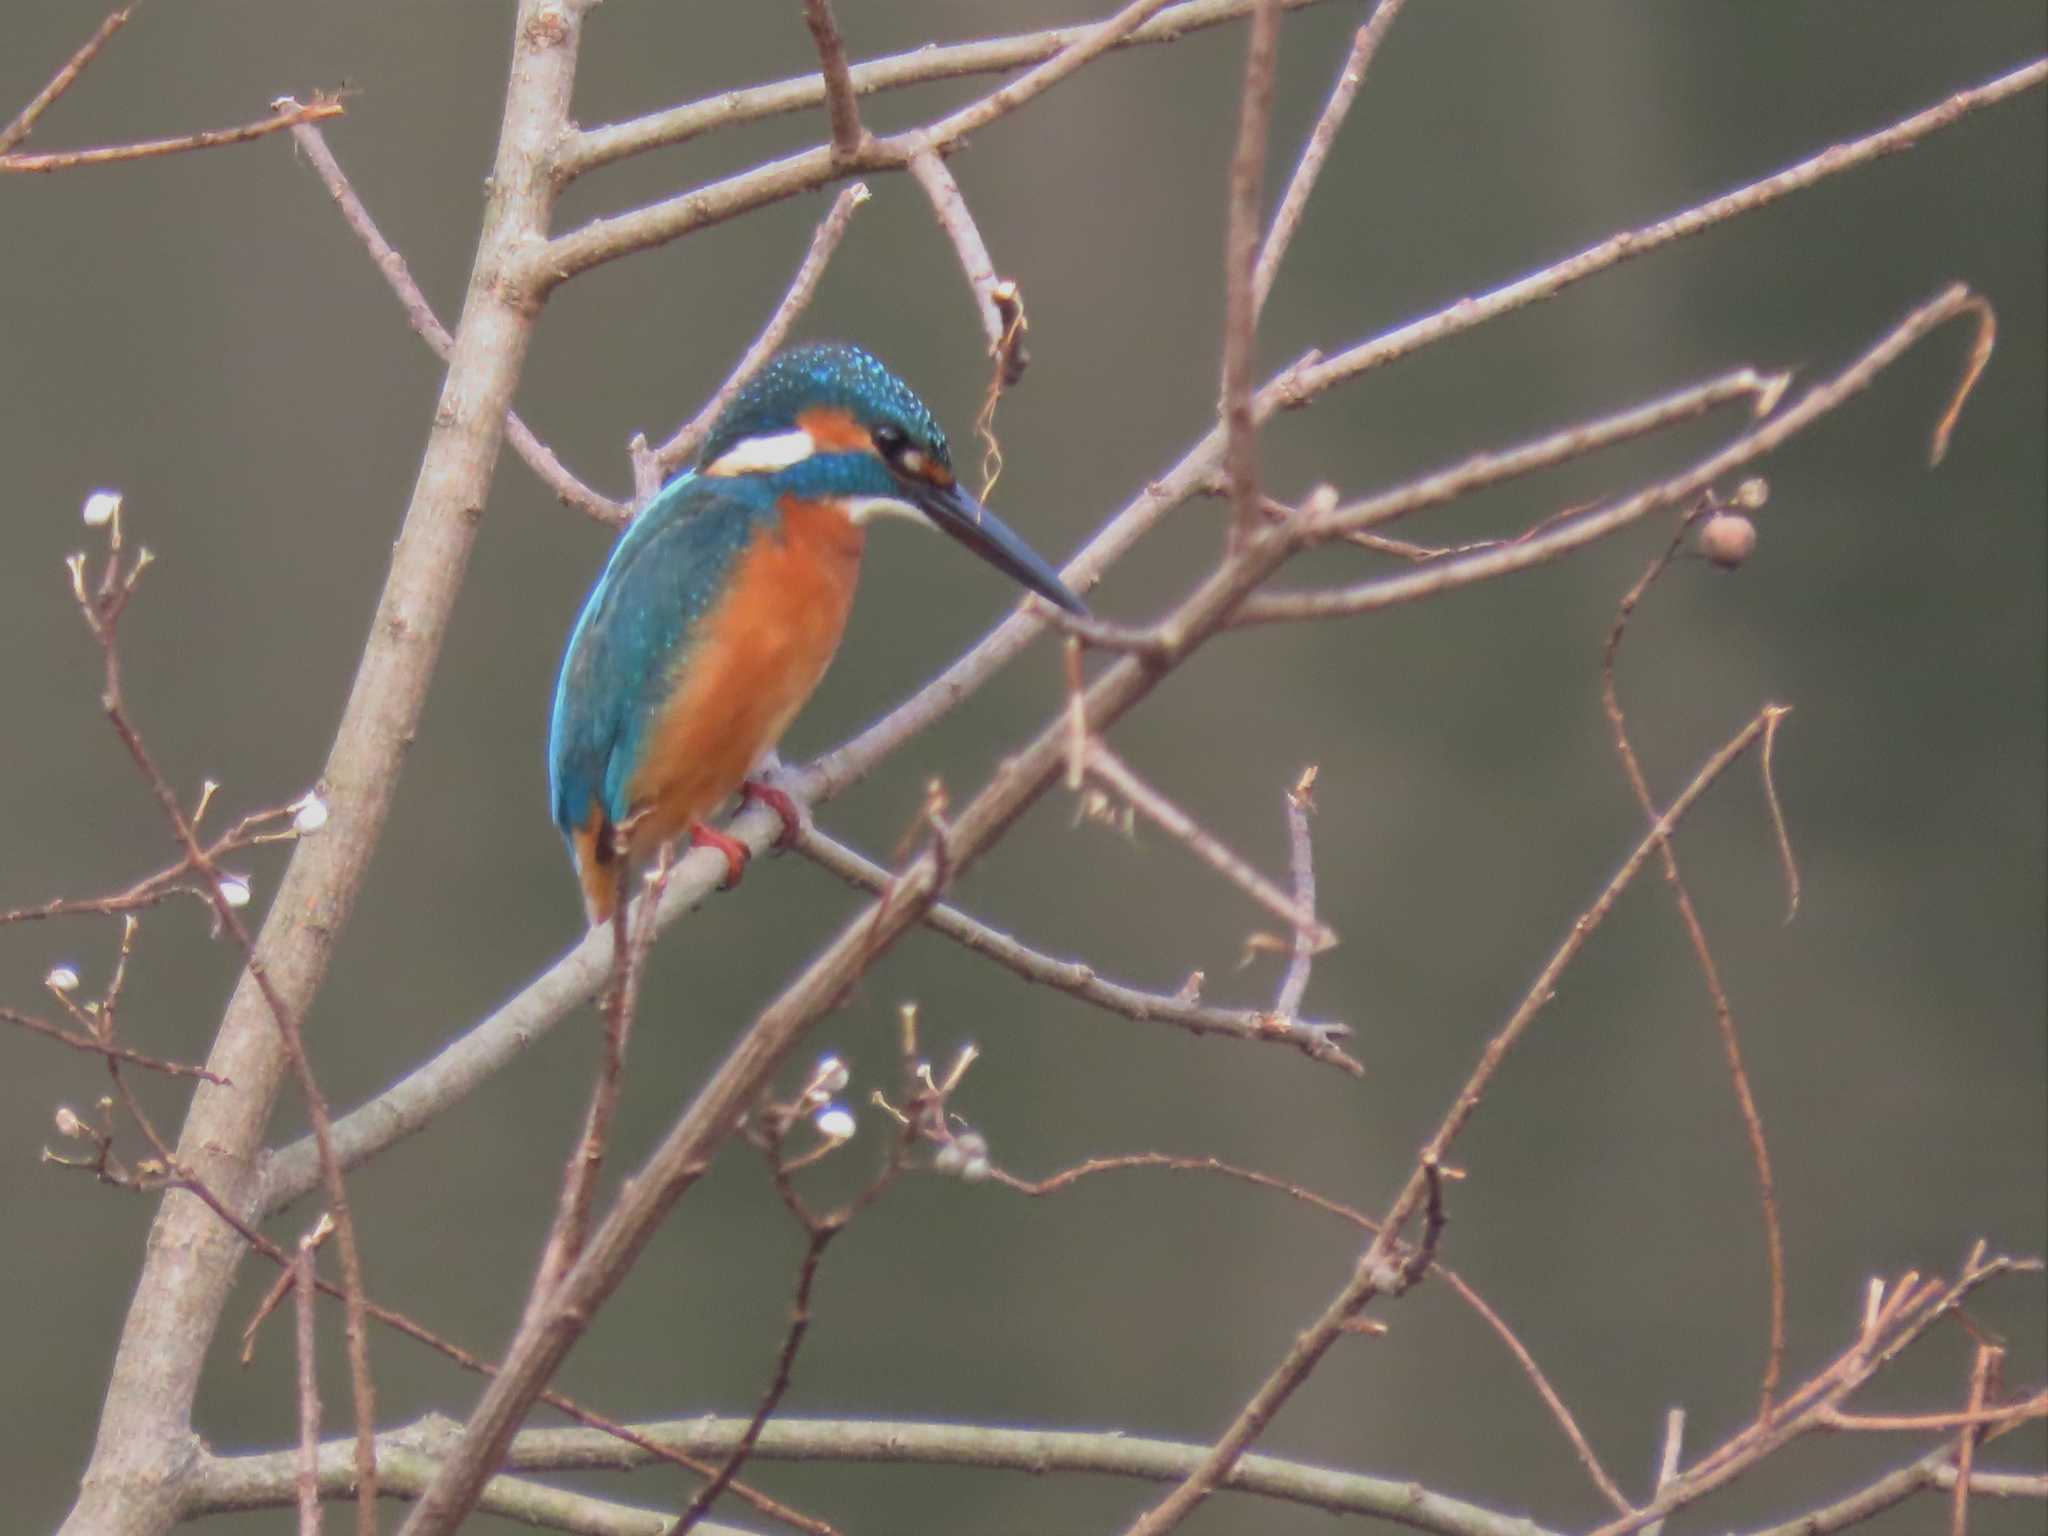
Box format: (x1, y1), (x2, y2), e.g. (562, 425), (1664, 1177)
(913, 477), (1089, 616)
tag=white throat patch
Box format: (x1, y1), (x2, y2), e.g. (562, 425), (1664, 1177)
(840, 495), (930, 527)
(704, 428), (817, 477)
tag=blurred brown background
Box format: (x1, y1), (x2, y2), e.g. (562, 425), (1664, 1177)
(2, 4), (2042, 1533)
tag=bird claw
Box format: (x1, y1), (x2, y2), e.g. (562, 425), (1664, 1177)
(739, 779), (806, 850)
(688, 820), (751, 890)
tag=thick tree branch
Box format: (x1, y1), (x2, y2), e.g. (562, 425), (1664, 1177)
(196, 1414), (1568, 1533)
(58, 5), (588, 1534)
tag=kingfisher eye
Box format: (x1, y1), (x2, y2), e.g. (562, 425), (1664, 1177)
(871, 424), (909, 460)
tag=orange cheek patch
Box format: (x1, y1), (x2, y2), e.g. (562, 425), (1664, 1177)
(797, 405), (874, 454)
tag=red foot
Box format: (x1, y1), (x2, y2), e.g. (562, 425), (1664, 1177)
(688, 819), (751, 890)
(740, 779), (806, 850)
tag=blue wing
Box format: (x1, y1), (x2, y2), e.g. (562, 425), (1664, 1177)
(547, 473), (769, 839)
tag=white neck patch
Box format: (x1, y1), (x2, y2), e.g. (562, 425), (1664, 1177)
(839, 495), (930, 527)
(704, 428), (817, 477)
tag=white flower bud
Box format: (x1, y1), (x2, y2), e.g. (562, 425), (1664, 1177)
(218, 875), (252, 908)
(291, 794), (329, 833)
(46, 966), (81, 993)
(814, 1104), (856, 1141)
(82, 490), (122, 527)
(960, 1156), (991, 1184)
(814, 1054), (850, 1094)
(933, 1141), (966, 1175)
(54, 1106), (87, 1138)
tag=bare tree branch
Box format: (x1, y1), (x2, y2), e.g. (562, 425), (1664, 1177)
(560, 0), (1337, 179)
(1121, 709), (1784, 1533)
(1603, 517), (1789, 1415)
(529, 0), (1181, 289)
(637, 183), (871, 496)
(801, 0), (865, 160)
(803, 55), (2048, 802)
(286, 118), (628, 525)
(197, 1413), (1574, 1533)
(59, 6), (592, 1533)
(905, 147), (1007, 350)
(0, 95), (345, 174)
(1252, 0), (1410, 314)
(797, 824), (1359, 1071)
(1084, 741), (1336, 949)
(1221, 0), (1281, 549)
(0, 5), (134, 156)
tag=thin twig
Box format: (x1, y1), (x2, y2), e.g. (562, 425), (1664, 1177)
(1601, 520), (1787, 1416)
(1930, 295), (1997, 465)
(905, 147), (1006, 351)
(68, 526), (383, 1535)
(1759, 706), (1800, 921)
(1252, 0), (1409, 314)
(995, 1151), (1631, 1511)
(802, 0), (866, 159)
(0, 94), (344, 173)
(1240, 291), (1989, 625)
(0, 6), (134, 156)
(1585, 1251), (2040, 1536)
(561, 0), (1337, 178)
(797, 824), (1360, 1070)
(525, 845), (671, 1324)
(285, 118), (629, 525)
(1087, 742), (1337, 949)
(1, 797), (313, 930)
(207, 1163), (838, 1535)
(805, 63), (2044, 799)
(641, 182), (871, 493)
(1272, 765), (1320, 1020)
(1122, 710), (1782, 1534)
(1736, 1448), (2047, 1536)
(531, 0), (1182, 289)
(294, 1226), (324, 1536)
(1640, 1408), (1684, 1536)
(3, 1004), (227, 1082)
(1953, 1345), (1998, 1536)
(1221, 0), (1281, 550)
(673, 1227), (833, 1534)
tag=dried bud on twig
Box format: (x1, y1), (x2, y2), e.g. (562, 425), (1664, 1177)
(1700, 512), (1758, 569)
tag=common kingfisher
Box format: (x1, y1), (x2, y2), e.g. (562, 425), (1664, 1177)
(548, 342), (1088, 925)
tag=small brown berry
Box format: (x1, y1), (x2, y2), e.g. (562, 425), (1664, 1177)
(1700, 512), (1758, 569)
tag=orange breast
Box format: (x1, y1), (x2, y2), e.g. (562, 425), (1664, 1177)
(623, 496), (864, 861)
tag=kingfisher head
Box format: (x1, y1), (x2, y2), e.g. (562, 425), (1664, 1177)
(697, 342), (1087, 615)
